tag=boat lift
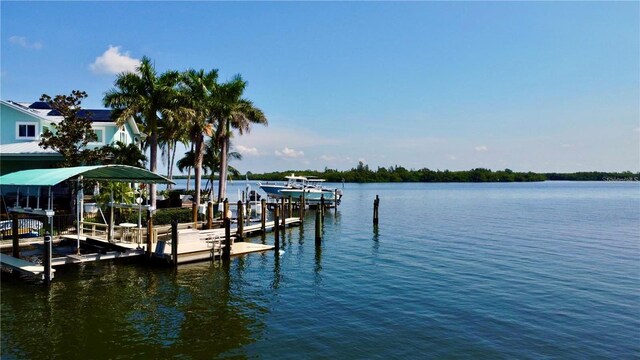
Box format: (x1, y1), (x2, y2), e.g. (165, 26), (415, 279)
(0, 165), (174, 283)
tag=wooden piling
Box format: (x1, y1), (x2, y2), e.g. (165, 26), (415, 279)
(192, 202), (198, 228)
(43, 232), (52, 285)
(373, 195), (380, 225)
(288, 197), (293, 220)
(146, 209), (153, 256)
(237, 200), (244, 240)
(315, 209), (321, 246)
(12, 214), (19, 258)
(299, 195), (304, 221)
(171, 219), (178, 266)
(260, 198), (266, 231)
(281, 197), (286, 229)
(207, 202), (213, 229)
(223, 198), (229, 220)
(320, 195), (325, 219)
(334, 189), (339, 211)
(274, 206), (280, 252)
(223, 217), (231, 260)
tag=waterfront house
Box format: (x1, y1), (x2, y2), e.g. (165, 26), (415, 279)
(0, 100), (142, 175)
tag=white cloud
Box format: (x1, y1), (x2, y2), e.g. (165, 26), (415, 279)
(474, 145), (488, 152)
(448, 155), (457, 160)
(235, 145), (260, 156)
(320, 155), (336, 161)
(9, 36), (42, 49)
(634, 127), (640, 133)
(561, 144), (571, 148)
(90, 46), (140, 75)
(275, 147), (304, 158)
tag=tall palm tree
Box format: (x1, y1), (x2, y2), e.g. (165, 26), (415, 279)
(103, 56), (180, 208)
(178, 69), (218, 222)
(213, 75), (267, 202)
(159, 113), (189, 189)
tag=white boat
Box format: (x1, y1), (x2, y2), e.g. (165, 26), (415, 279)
(259, 175), (343, 205)
(258, 174), (309, 199)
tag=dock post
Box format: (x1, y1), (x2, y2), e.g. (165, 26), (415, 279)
(373, 195), (380, 225)
(171, 219), (178, 266)
(315, 209), (321, 246)
(280, 197), (286, 230)
(223, 198), (229, 220)
(237, 200), (244, 240)
(299, 196), (304, 221)
(320, 195), (325, 219)
(207, 201), (213, 229)
(12, 214), (19, 258)
(334, 189), (339, 212)
(146, 209), (153, 256)
(274, 206), (280, 252)
(223, 217), (231, 261)
(43, 231), (52, 285)
(288, 197), (293, 221)
(260, 199), (266, 232)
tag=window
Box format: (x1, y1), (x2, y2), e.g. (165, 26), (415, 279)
(88, 128), (105, 144)
(16, 122), (38, 140)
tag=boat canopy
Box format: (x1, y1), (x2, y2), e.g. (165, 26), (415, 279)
(0, 165), (175, 186)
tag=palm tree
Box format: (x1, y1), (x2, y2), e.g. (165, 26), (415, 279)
(213, 75), (267, 202)
(178, 69), (218, 222)
(159, 113), (189, 189)
(103, 141), (147, 167)
(103, 56), (180, 208)
(177, 139), (242, 198)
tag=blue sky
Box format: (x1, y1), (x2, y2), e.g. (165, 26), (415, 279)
(2, 2), (638, 173)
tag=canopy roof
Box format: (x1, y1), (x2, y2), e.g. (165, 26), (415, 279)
(0, 165), (175, 186)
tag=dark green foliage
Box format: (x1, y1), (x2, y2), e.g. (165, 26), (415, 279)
(102, 141), (147, 168)
(119, 207), (193, 225)
(39, 91), (106, 167)
(239, 166), (548, 183)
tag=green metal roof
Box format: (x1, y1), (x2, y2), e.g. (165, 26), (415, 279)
(0, 165), (175, 186)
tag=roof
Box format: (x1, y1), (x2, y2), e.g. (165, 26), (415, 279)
(0, 165), (175, 186)
(2, 100), (114, 123)
(0, 141), (61, 156)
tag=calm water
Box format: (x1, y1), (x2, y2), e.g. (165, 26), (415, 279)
(2, 182), (639, 359)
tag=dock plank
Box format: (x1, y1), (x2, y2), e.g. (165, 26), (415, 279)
(0, 253), (55, 277)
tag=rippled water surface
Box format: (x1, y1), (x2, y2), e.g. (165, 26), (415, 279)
(2, 182), (639, 359)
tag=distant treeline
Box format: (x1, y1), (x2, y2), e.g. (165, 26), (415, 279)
(174, 164), (639, 183)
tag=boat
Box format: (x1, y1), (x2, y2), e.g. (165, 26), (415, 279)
(259, 175), (343, 205)
(258, 174), (309, 199)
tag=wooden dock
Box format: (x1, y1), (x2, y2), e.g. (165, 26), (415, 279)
(0, 253), (56, 280)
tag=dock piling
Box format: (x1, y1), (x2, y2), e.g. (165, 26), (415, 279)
(12, 214), (19, 258)
(280, 198), (286, 230)
(274, 206), (280, 252)
(223, 217), (231, 261)
(237, 200), (244, 240)
(315, 209), (322, 246)
(171, 219), (178, 266)
(43, 231), (52, 285)
(223, 199), (229, 220)
(320, 195), (325, 219)
(299, 195), (304, 222)
(260, 198), (266, 231)
(373, 195), (380, 225)
(146, 209), (153, 256)
(207, 202), (213, 229)
(288, 197), (293, 220)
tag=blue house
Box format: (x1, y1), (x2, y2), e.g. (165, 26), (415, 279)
(0, 100), (142, 175)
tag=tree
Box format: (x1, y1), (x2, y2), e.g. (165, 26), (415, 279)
(102, 141), (147, 168)
(39, 90), (105, 167)
(103, 56), (181, 209)
(178, 69), (218, 221)
(213, 75), (267, 202)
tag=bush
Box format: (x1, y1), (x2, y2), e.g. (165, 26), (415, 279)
(119, 207), (194, 225)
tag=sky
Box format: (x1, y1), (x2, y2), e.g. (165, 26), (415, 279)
(2, 1), (639, 174)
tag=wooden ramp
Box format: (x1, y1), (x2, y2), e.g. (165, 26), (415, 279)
(0, 253), (55, 280)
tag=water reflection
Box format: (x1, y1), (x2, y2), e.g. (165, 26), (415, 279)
(2, 259), (269, 359)
(314, 245), (323, 287)
(372, 225), (380, 257)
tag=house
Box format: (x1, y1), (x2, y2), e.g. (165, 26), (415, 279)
(0, 100), (142, 175)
